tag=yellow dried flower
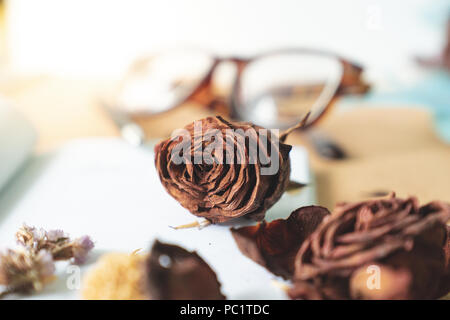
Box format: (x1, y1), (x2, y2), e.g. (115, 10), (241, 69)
(81, 252), (148, 300)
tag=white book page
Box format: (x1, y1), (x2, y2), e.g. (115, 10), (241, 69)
(0, 138), (315, 299)
(0, 98), (36, 193)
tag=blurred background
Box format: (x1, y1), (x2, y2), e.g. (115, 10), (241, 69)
(1, 0), (450, 208)
(1, 0), (447, 77)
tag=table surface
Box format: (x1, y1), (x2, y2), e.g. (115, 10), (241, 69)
(2, 75), (450, 210)
(0, 138), (314, 299)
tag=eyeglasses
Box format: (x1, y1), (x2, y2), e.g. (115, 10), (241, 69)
(112, 48), (369, 130)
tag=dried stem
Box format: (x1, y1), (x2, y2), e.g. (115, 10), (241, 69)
(131, 248), (143, 255)
(279, 111), (311, 143)
(170, 220), (211, 230)
(271, 280), (290, 293)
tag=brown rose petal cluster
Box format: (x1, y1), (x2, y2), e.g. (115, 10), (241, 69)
(155, 116), (301, 223)
(290, 194), (450, 300)
(231, 194), (450, 299)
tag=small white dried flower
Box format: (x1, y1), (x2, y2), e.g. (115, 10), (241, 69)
(0, 248), (55, 294)
(71, 236), (95, 265)
(1, 224), (95, 298)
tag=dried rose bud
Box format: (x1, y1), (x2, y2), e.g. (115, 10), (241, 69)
(231, 206), (330, 279)
(155, 115), (307, 223)
(290, 194), (450, 300)
(0, 248), (55, 294)
(146, 240), (225, 300)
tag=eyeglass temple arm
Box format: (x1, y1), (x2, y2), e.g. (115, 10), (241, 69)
(336, 61), (371, 96)
(189, 58), (249, 115)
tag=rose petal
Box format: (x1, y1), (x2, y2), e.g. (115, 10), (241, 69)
(231, 206), (330, 279)
(292, 194), (450, 300)
(350, 264), (412, 300)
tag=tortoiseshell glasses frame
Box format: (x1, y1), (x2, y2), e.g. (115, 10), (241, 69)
(118, 48), (370, 130)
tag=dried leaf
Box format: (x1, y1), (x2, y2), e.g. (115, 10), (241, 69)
(146, 240), (225, 300)
(231, 206), (330, 279)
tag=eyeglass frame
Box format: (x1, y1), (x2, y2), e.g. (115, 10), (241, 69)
(120, 48), (370, 130)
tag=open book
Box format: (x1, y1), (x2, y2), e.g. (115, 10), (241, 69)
(0, 98), (36, 193)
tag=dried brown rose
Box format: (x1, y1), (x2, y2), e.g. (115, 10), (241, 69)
(146, 240), (225, 300)
(445, 225), (450, 270)
(289, 194), (450, 300)
(231, 206), (330, 279)
(154, 115), (307, 224)
(440, 225), (450, 297)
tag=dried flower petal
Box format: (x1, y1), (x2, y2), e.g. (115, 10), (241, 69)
(437, 225), (450, 298)
(287, 277), (349, 300)
(0, 248), (55, 294)
(444, 225), (450, 270)
(349, 264), (412, 300)
(16, 224), (46, 249)
(290, 194), (450, 300)
(155, 115), (307, 223)
(46, 229), (67, 242)
(2, 225), (95, 298)
(72, 236), (95, 265)
(146, 240), (225, 300)
(15, 225), (94, 265)
(231, 206), (330, 279)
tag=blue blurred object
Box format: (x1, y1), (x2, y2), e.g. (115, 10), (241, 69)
(357, 0), (450, 143)
(363, 71), (450, 143)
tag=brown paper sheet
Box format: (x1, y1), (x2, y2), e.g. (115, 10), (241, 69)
(286, 107), (450, 209)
